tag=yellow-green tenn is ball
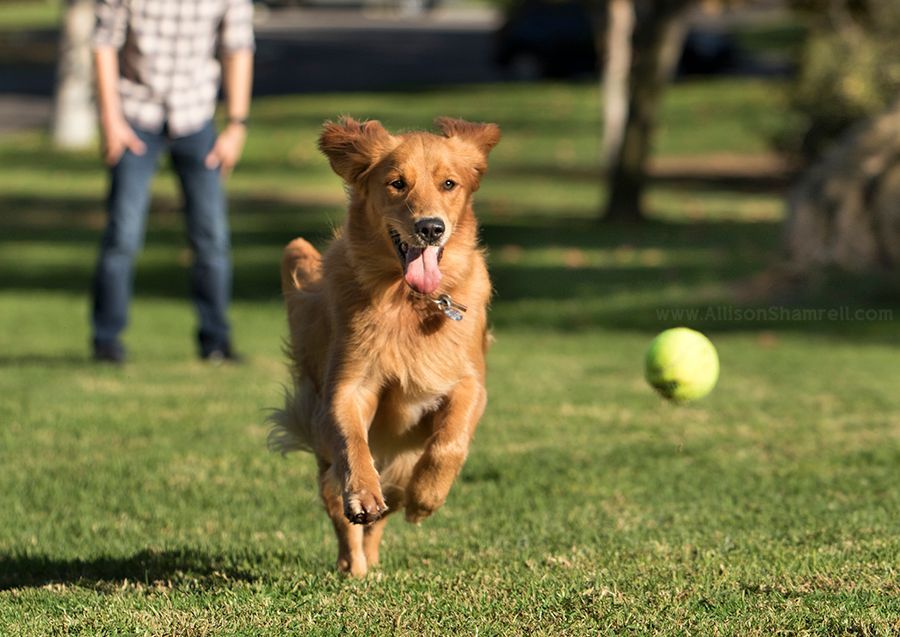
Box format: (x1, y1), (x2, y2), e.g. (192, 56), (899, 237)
(645, 328), (719, 403)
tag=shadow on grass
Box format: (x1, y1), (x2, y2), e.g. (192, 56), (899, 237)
(489, 164), (795, 194)
(2, 191), (897, 341)
(0, 192), (338, 243)
(0, 548), (262, 591)
(0, 141), (792, 195)
(0, 199), (775, 299)
(0, 353), (90, 368)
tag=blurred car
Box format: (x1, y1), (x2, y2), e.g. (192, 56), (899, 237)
(495, 0), (738, 80)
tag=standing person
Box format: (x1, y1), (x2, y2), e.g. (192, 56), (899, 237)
(91, 0), (255, 364)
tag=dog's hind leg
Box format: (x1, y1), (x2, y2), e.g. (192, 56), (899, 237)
(319, 464), (367, 577)
(362, 457), (415, 566)
(362, 517), (388, 567)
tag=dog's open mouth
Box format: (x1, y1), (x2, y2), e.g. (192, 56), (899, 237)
(390, 229), (444, 296)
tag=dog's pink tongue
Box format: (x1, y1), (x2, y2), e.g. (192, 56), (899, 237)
(405, 246), (442, 295)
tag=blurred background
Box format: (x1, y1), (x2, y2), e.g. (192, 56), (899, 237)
(2, 0), (898, 316)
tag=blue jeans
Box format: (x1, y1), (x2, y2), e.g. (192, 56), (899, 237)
(91, 121), (232, 355)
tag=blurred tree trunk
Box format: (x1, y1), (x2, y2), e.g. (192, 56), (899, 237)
(785, 99), (900, 272)
(52, 0), (96, 149)
(599, 0), (635, 166)
(603, 0), (690, 223)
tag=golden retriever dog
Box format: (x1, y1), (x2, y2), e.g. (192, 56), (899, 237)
(269, 116), (501, 577)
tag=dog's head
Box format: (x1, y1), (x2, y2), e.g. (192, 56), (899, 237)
(319, 117), (500, 296)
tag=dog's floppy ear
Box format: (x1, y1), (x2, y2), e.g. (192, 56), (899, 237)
(435, 117), (501, 173)
(318, 117), (393, 184)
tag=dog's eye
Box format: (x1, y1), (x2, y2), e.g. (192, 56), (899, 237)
(442, 179), (457, 191)
(389, 179), (406, 191)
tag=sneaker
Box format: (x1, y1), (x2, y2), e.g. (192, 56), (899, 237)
(200, 343), (243, 365)
(93, 340), (126, 365)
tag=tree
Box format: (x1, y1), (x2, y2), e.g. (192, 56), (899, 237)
(597, 0), (692, 223)
(52, 0), (96, 149)
(786, 1), (900, 159)
(598, 0), (634, 167)
(784, 1), (900, 274)
(785, 99), (900, 273)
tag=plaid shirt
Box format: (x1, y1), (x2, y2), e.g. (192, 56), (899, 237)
(93, 0), (255, 138)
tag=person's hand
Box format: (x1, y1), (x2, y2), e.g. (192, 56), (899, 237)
(205, 122), (247, 178)
(100, 115), (146, 166)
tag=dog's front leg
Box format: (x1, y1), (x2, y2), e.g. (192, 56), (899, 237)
(405, 376), (486, 524)
(325, 379), (387, 525)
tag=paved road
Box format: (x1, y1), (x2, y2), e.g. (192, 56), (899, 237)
(253, 8), (501, 95)
(0, 7), (502, 133)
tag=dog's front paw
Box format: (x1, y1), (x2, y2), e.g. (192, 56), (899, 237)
(404, 489), (444, 525)
(343, 486), (387, 525)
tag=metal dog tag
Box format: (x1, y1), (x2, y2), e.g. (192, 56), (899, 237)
(442, 305), (464, 322)
(435, 294), (466, 321)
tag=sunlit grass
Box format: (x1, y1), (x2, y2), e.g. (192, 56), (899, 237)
(0, 0), (59, 30)
(1, 80), (898, 635)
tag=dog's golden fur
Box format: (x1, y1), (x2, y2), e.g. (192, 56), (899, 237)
(270, 117), (500, 576)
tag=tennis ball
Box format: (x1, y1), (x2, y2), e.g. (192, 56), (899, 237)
(645, 328), (719, 403)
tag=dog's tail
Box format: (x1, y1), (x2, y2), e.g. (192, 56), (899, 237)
(281, 237), (322, 294)
(267, 377), (318, 455)
(271, 238), (323, 456)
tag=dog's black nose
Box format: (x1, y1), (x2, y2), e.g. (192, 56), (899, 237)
(415, 218), (445, 243)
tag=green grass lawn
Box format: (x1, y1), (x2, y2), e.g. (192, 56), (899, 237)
(1, 80), (898, 635)
(0, 1), (60, 31)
